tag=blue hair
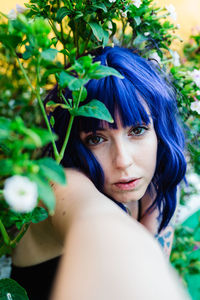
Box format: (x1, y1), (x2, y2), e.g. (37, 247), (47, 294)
(49, 46), (186, 233)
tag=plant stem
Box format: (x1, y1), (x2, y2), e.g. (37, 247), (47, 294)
(13, 51), (36, 95)
(48, 19), (61, 41)
(10, 223), (30, 248)
(57, 86), (83, 163)
(35, 58), (59, 160)
(61, 92), (71, 106)
(0, 219), (10, 245)
(57, 0), (67, 67)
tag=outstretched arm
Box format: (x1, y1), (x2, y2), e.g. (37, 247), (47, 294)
(50, 169), (189, 300)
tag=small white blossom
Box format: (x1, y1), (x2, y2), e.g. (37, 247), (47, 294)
(191, 101), (200, 114)
(172, 51), (181, 67)
(189, 69), (200, 88)
(8, 9), (17, 20)
(107, 21), (113, 30)
(149, 52), (161, 64)
(165, 4), (177, 21)
(8, 4), (26, 20)
(131, 0), (142, 8)
(109, 0), (116, 3)
(3, 175), (38, 213)
(144, 32), (150, 36)
(196, 90), (200, 96)
(16, 4), (27, 14)
(120, 10), (128, 18)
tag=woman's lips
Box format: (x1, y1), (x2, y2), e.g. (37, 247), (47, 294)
(113, 178), (141, 191)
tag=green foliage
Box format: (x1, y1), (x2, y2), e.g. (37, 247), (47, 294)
(171, 211), (200, 296)
(0, 278), (29, 299)
(72, 100), (114, 123)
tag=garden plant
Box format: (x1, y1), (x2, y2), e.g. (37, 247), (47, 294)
(0, 0), (199, 298)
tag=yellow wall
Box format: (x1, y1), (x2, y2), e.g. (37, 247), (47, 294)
(1, 0), (200, 46)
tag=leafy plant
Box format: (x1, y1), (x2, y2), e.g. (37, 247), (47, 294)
(0, 0), (200, 298)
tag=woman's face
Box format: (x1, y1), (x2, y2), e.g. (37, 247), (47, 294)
(80, 112), (158, 204)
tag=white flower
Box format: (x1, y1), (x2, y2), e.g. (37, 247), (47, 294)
(172, 51), (180, 67)
(109, 0), (116, 3)
(131, 0), (142, 8)
(196, 90), (200, 96)
(8, 9), (17, 20)
(149, 52), (161, 64)
(144, 32), (150, 36)
(189, 69), (200, 88)
(16, 4), (27, 14)
(3, 175), (38, 213)
(165, 4), (177, 21)
(191, 101), (200, 114)
(120, 10), (128, 18)
(7, 4), (26, 20)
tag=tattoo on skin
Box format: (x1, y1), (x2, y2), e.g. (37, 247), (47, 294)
(154, 225), (174, 256)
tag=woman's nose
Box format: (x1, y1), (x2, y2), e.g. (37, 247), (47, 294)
(112, 142), (133, 170)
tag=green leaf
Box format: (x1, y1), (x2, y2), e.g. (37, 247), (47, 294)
(50, 116), (55, 127)
(72, 100), (114, 123)
(89, 65), (124, 79)
(102, 29), (109, 47)
(56, 7), (71, 22)
(30, 128), (57, 146)
(29, 174), (55, 214)
(0, 34), (22, 49)
(74, 11), (83, 20)
(77, 55), (93, 68)
(88, 22), (104, 42)
(72, 87), (87, 103)
(41, 49), (58, 62)
(134, 16), (141, 26)
(0, 278), (29, 300)
(0, 117), (11, 140)
(0, 159), (13, 176)
(59, 71), (88, 90)
(31, 207), (48, 223)
(23, 45), (34, 60)
(93, 3), (107, 12)
(37, 157), (66, 185)
(134, 34), (148, 45)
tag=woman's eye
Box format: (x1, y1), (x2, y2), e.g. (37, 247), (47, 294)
(85, 135), (104, 145)
(130, 126), (148, 136)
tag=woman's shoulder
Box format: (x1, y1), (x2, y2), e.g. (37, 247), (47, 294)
(52, 168), (98, 205)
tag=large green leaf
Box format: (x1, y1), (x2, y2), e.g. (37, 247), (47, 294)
(59, 71), (88, 90)
(0, 278), (29, 300)
(56, 7), (71, 22)
(88, 22), (104, 42)
(102, 29), (109, 47)
(72, 100), (114, 123)
(41, 49), (58, 62)
(93, 3), (107, 12)
(0, 34), (22, 49)
(29, 174), (55, 214)
(37, 157), (66, 185)
(72, 87), (87, 103)
(89, 65), (124, 79)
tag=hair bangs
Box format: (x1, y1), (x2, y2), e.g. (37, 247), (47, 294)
(77, 75), (150, 133)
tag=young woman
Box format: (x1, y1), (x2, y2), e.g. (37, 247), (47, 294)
(11, 46), (187, 299)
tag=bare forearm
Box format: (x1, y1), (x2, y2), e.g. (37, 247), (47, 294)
(51, 209), (190, 300)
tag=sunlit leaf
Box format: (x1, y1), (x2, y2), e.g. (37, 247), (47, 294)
(72, 100), (113, 123)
